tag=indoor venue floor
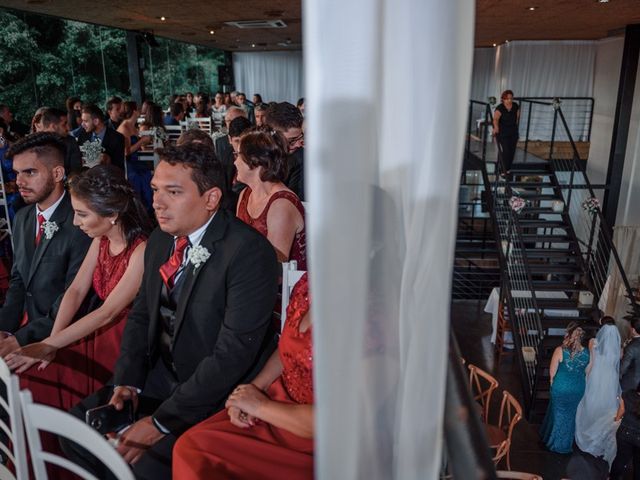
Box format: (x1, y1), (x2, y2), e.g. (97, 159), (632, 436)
(451, 300), (617, 480)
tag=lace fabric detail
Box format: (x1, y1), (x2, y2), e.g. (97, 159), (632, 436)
(279, 273), (313, 404)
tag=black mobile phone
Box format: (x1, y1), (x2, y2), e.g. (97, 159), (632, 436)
(85, 400), (134, 435)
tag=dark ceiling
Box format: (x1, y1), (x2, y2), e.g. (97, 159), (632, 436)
(1, 0), (639, 51)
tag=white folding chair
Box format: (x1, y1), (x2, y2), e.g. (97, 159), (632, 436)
(20, 390), (134, 480)
(164, 125), (182, 144)
(0, 359), (27, 480)
(280, 261), (306, 331)
(194, 117), (212, 134)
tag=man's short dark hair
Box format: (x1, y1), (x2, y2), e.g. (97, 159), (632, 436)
(106, 96), (123, 112)
(176, 129), (214, 148)
(156, 143), (224, 196)
(82, 104), (105, 121)
(265, 102), (303, 131)
(41, 108), (66, 128)
(6, 132), (66, 166)
(170, 102), (184, 118)
(228, 117), (252, 138)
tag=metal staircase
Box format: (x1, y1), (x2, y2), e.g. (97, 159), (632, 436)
(464, 97), (640, 420)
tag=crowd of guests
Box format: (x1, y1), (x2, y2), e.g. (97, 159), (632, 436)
(541, 315), (640, 479)
(0, 88), (311, 479)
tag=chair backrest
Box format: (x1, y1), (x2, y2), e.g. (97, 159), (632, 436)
(496, 471), (542, 480)
(165, 125), (182, 143)
(498, 390), (523, 440)
(468, 364), (499, 422)
(20, 390), (135, 480)
(193, 117), (212, 134)
(0, 359), (27, 480)
(280, 261), (306, 331)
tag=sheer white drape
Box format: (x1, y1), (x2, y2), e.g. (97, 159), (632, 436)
(304, 1), (474, 478)
(232, 51), (304, 103)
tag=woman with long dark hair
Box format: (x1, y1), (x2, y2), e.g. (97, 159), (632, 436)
(7, 165), (152, 408)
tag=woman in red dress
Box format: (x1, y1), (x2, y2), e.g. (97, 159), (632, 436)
(7, 165), (152, 408)
(235, 126), (306, 269)
(173, 273), (313, 479)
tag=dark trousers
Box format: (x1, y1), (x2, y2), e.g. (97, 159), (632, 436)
(497, 134), (518, 173)
(610, 425), (640, 480)
(60, 360), (179, 480)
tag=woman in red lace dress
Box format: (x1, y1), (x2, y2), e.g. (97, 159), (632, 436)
(7, 165), (152, 408)
(173, 273), (313, 479)
(235, 127), (306, 269)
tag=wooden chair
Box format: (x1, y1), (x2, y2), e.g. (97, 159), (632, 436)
(0, 358), (28, 480)
(468, 363), (499, 422)
(20, 390), (135, 480)
(486, 390), (523, 470)
(497, 471), (542, 480)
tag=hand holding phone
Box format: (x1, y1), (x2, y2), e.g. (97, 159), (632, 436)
(86, 400), (134, 435)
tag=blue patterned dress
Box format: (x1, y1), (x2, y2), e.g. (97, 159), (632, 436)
(541, 347), (590, 453)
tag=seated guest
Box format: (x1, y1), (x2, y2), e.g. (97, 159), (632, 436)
(76, 104), (126, 170)
(106, 96), (124, 130)
(236, 92), (255, 124)
(253, 93), (263, 105)
(235, 127), (306, 269)
(0, 104), (29, 138)
(66, 96), (82, 130)
(173, 273), (313, 479)
(60, 143), (279, 479)
(213, 106), (247, 165)
(117, 101), (153, 210)
(0, 119), (20, 221)
(224, 116), (252, 212)
(31, 107), (48, 134)
(176, 129), (214, 148)
(254, 103), (268, 127)
(7, 165), (151, 408)
(297, 97), (305, 116)
(40, 107), (83, 175)
(211, 92), (227, 131)
(266, 102), (305, 200)
(164, 102), (185, 126)
(195, 94), (211, 118)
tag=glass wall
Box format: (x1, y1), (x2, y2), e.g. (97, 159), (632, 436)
(0, 8), (225, 123)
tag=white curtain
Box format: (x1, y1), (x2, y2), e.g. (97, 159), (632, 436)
(232, 51), (304, 103)
(305, 1), (474, 478)
(471, 47), (496, 102)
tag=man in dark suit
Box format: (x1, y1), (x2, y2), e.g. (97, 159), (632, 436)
(61, 143), (279, 479)
(40, 107), (83, 175)
(75, 104), (126, 171)
(0, 104), (29, 138)
(0, 132), (91, 355)
(621, 318), (640, 391)
(266, 102), (305, 200)
(105, 96), (123, 130)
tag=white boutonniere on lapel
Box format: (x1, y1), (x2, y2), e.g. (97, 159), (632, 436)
(41, 221), (59, 240)
(187, 245), (211, 270)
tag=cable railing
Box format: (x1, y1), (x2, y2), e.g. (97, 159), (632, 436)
(549, 107), (640, 323)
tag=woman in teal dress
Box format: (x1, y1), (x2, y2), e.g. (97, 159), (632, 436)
(541, 321), (591, 453)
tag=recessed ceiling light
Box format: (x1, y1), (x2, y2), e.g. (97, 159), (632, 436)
(251, 43), (256, 48)
(493, 43), (497, 47)
(505, 39), (510, 43)
(598, 0), (609, 3)
(528, 6), (537, 11)
(209, 30), (215, 35)
(160, 16), (166, 21)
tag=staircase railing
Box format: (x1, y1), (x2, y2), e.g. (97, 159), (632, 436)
(547, 105), (640, 322)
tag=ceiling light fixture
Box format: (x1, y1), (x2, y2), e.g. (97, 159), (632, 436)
(598, 0), (609, 3)
(251, 43), (256, 48)
(160, 16), (166, 21)
(493, 43), (497, 47)
(209, 30), (215, 35)
(528, 6), (537, 10)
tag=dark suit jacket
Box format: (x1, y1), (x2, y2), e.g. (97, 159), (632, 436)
(286, 148), (305, 201)
(76, 128), (126, 171)
(621, 337), (640, 391)
(214, 135), (239, 212)
(113, 209), (279, 433)
(0, 193), (91, 344)
(63, 136), (83, 175)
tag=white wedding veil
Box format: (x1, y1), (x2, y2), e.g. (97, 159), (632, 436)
(575, 324), (622, 465)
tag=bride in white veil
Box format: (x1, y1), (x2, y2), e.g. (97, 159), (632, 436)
(574, 317), (622, 466)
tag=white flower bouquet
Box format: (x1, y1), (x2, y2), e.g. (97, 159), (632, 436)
(79, 139), (104, 168)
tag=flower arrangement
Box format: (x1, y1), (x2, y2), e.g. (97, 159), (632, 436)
(140, 127), (168, 144)
(509, 195), (527, 214)
(41, 221), (59, 240)
(79, 138), (104, 168)
(187, 245), (211, 270)
(186, 119), (200, 131)
(581, 197), (600, 214)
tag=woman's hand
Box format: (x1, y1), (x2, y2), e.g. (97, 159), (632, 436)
(227, 406), (259, 429)
(5, 342), (58, 373)
(226, 384), (270, 419)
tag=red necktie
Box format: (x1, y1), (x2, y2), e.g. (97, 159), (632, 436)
(35, 213), (46, 246)
(159, 236), (189, 289)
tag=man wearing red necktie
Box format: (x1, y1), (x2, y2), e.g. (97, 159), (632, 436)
(62, 142), (279, 479)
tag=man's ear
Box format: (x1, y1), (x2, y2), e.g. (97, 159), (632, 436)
(204, 186), (223, 212)
(53, 165), (66, 183)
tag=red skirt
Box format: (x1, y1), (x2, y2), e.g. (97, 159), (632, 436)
(173, 377), (314, 480)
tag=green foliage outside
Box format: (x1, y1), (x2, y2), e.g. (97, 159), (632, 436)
(0, 8), (225, 124)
